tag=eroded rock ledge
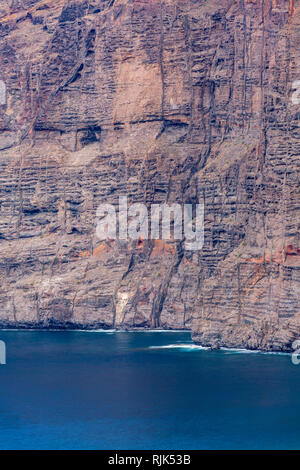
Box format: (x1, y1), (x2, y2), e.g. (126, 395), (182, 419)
(0, 0), (299, 351)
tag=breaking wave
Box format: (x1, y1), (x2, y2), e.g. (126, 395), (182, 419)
(149, 343), (209, 351)
(148, 343), (291, 355)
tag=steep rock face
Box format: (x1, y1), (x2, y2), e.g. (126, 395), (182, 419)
(0, 0), (299, 350)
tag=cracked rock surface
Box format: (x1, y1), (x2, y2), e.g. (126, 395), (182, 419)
(0, 0), (299, 351)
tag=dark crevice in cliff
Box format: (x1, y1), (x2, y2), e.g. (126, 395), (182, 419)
(78, 125), (102, 146)
(112, 252), (135, 328)
(159, 0), (166, 120)
(150, 241), (184, 327)
(0, 0), (298, 346)
(241, 0), (248, 131)
(156, 119), (189, 139)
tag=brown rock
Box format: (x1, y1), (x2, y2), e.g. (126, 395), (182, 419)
(0, 0), (299, 351)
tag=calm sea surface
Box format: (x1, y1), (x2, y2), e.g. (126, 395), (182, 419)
(0, 330), (299, 449)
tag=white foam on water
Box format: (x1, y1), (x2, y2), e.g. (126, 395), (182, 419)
(126, 329), (189, 333)
(77, 329), (116, 333)
(0, 329), (292, 355)
(0, 329), (66, 332)
(149, 343), (209, 351)
(221, 347), (290, 356)
(0, 328), (187, 334)
(148, 343), (290, 355)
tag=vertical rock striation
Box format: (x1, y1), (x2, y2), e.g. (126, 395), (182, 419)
(0, 0), (299, 350)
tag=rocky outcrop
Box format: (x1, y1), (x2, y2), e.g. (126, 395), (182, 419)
(0, 0), (299, 351)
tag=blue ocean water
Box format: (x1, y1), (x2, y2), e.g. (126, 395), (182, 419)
(0, 330), (299, 450)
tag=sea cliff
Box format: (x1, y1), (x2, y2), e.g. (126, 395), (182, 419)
(0, 0), (299, 351)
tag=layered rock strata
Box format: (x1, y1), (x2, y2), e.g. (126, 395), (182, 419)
(0, 0), (299, 351)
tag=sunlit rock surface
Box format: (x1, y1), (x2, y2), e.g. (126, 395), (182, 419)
(0, 0), (299, 351)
